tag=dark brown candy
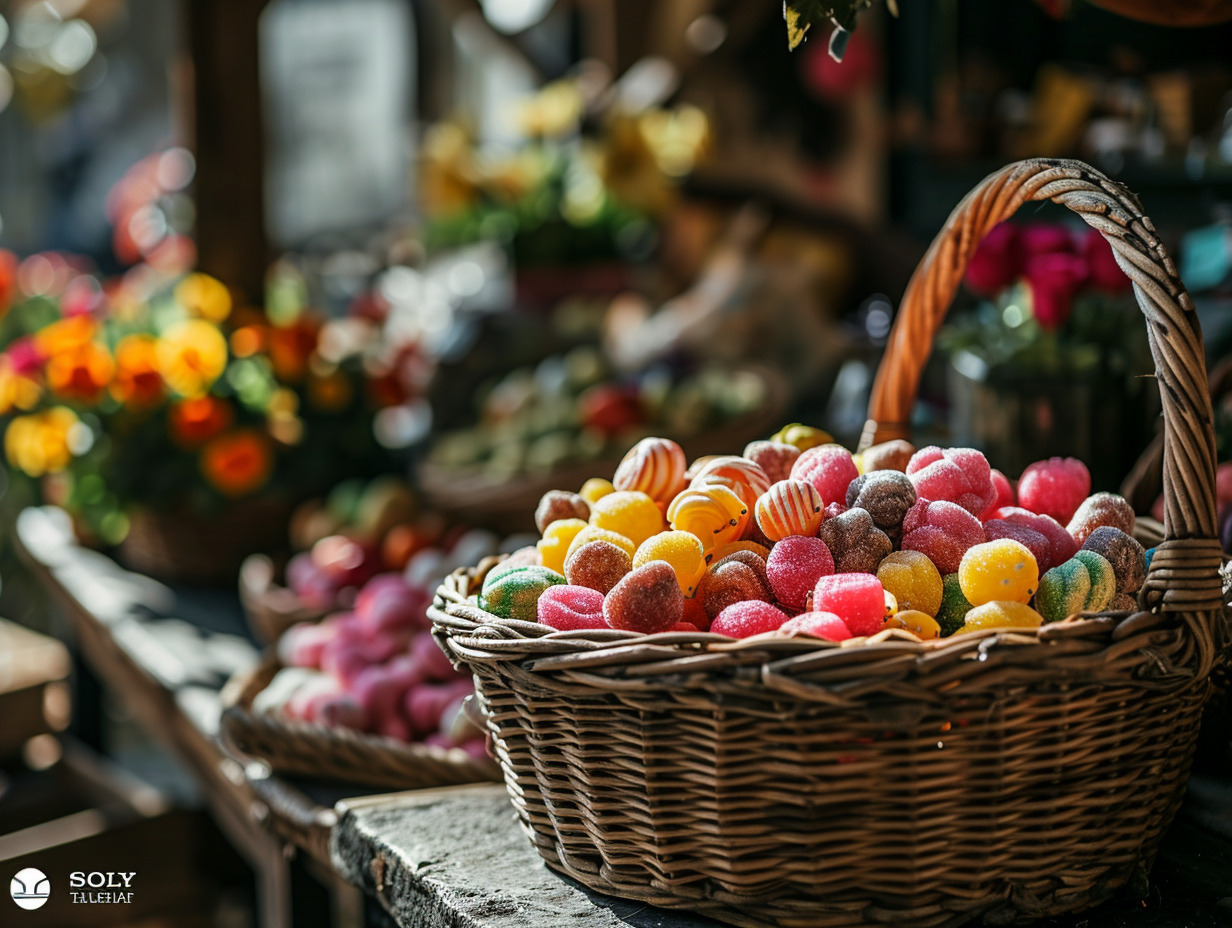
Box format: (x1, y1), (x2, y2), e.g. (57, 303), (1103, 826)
(535, 490), (591, 535)
(1081, 526), (1146, 594)
(845, 471), (917, 541)
(817, 508), (894, 574)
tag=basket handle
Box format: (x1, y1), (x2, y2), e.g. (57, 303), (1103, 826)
(858, 158), (1222, 627)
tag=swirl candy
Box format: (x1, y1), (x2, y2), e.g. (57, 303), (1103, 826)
(755, 479), (825, 542)
(613, 437), (687, 504)
(668, 484), (750, 548)
(690, 456), (772, 509)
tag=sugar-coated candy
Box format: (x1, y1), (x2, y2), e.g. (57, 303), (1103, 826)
(589, 490), (665, 547)
(613, 437), (687, 503)
(566, 525), (636, 563)
(876, 550), (943, 617)
(980, 469), (1015, 520)
(579, 477), (615, 505)
(701, 553), (772, 620)
(824, 501), (847, 520)
(1080, 526), (1146, 594)
(986, 507), (1077, 570)
(536, 518), (588, 574)
(886, 610), (941, 640)
(603, 561), (684, 633)
(667, 484), (749, 548)
(771, 423), (833, 451)
(900, 499), (984, 575)
(791, 444), (860, 506)
(634, 531), (707, 596)
(860, 439), (915, 474)
(1072, 550), (1117, 608)
(691, 456), (772, 509)
(709, 540), (771, 563)
(982, 520), (1051, 574)
(812, 574), (887, 637)
(959, 601), (1044, 632)
(766, 536), (835, 610)
(845, 471), (917, 541)
(684, 455), (720, 481)
(817, 508), (893, 574)
(1110, 592), (1138, 611)
(743, 440), (801, 483)
(906, 446), (996, 516)
(778, 611), (851, 641)
(1017, 457), (1091, 523)
(711, 600), (789, 638)
(1035, 551), (1115, 622)
(564, 540), (632, 595)
(958, 539), (1039, 606)
(479, 565), (566, 621)
(503, 545), (543, 570)
(1067, 492), (1135, 546)
(936, 574), (973, 636)
(535, 490), (591, 534)
(755, 480), (824, 541)
(537, 585), (607, 631)
(680, 593), (711, 631)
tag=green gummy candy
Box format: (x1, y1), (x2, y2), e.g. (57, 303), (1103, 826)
(1035, 559), (1091, 623)
(1071, 550), (1116, 611)
(479, 565), (566, 620)
(936, 573), (972, 637)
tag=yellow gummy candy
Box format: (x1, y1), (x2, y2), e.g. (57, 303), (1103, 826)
(770, 423), (834, 452)
(887, 609), (941, 640)
(877, 550), (944, 617)
(634, 530), (707, 597)
(536, 519), (588, 574)
(566, 525), (636, 562)
(958, 539), (1039, 606)
(579, 477), (616, 505)
(588, 490), (665, 548)
(958, 600), (1044, 632)
(667, 484), (749, 548)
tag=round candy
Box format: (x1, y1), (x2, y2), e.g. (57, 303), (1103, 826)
(1017, 457), (1090, 523)
(817, 508), (894, 574)
(711, 601), (789, 638)
(603, 561), (683, 633)
(564, 540), (632, 595)
(859, 439), (915, 474)
(755, 480), (824, 542)
(771, 423), (833, 451)
(535, 490), (591, 534)
(1034, 558), (1091, 623)
(811, 574), (886, 638)
(1080, 526), (1146, 594)
(957, 539), (1039, 606)
(613, 437), (687, 504)
(690, 456), (772, 510)
(766, 536), (835, 610)
(900, 499), (985, 575)
(982, 520), (1051, 574)
(791, 444), (860, 507)
(589, 491), (664, 548)
(886, 610), (941, 640)
(479, 565), (566, 621)
(579, 477), (615, 505)
(743, 440), (801, 483)
(989, 507), (1077, 570)
(536, 518), (588, 574)
(959, 601), (1044, 632)
(846, 471), (917, 541)
(566, 525), (636, 562)
(936, 574), (973, 637)
(906, 446), (996, 516)
(667, 484), (749, 548)
(634, 531), (707, 597)
(876, 550), (943, 617)
(700, 553), (772, 621)
(537, 585), (607, 631)
(778, 611), (851, 642)
(1067, 492), (1135, 546)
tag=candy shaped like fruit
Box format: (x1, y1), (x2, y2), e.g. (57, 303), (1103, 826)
(711, 600), (789, 638)
(959, 601), (1044, 632)
(603, 561), (684, 633)
(906, 446), (996, 517)
(667, 484), (749, 548)
(978, 469), (1015, 520)
(700, 552), (772, 621)
(886, 610), (941, 640)
(876, 550), (943, 617)
(1034, 551), (1116, 622)
(1066, 492), (1135, 546)
(566, 525), (636, 561)
(935, 574), (973, 636)
(589, 491), (665, 548)
(479, 565), (566, 621)
(743, 440), (801, 483)
(535, 490), (591, 534)
(755, 480), (824, 542)
(987, 507), (1077, 571)
(1080, 526), (1146, 594)
(537, 518), (588, 574)
(790, 444), (860, 507)
(982, 519), (1051, 574)
(613, 437), (687, 504)
(1017, 457), (1091, 523)
(845, 471), (917, 542)
(771, 423), (833, 451)
(312, 534), (379, 589)
(811, 574), (887, 637)
(355, 574), (430, 634)
(817, 507), (893, 574)
(579, 478), (615, 505)
(900, 499), (985, 575)
(634, 531), (707, 596)
(766, 535), (835, 610)
(537, 585), (607, 631)
(859, 439), (915, 474)
(564, 540), (632, 595)
(777, 611), (851, 641)
(957, 539), (1039, 606)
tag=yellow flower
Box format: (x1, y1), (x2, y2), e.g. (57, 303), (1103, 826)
(0, 358), (41, 414)
(4, 407), (84, 477)
(157, 319), (228, 397)
(517, 81), (583, 138)
(175, 273), (232, 323)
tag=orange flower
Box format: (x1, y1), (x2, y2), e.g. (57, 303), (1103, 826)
(200, 429), (273, 497)
(157, 319), (228, 397)
(229, 324), (267, 358)
(35, 315), (97, 357)
(169, 396), (233, 448)
(110, 335), (164, 407)
(175, 273), (232, 323)
(268, 318), (321, 383)
(46, 342), (115, 403)
(4, 407), (85, 476)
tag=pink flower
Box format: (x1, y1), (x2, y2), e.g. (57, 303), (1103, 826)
(1025, 252), (1089, 329)
(1082, 228), (1131, 294)
(1020, 223), (1075, 256)
(965, 222), (1021, 297)
(7, 337), (45, 377)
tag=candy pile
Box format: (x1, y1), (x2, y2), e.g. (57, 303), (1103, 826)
(476, 426), (1149, 643)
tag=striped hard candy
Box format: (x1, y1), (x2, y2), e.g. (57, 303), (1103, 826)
(755, 479), (824, 542)
(613, 437), (687, 504)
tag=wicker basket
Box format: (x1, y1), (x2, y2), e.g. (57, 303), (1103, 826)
(239, 554), (332, 645)
(219, 655), (501, 790)
(429, 159), (1228, 928)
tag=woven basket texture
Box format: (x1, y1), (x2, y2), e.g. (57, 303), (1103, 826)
(429, 159), (1229, 928)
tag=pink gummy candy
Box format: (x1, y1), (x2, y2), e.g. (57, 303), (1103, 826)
(711, 600), (789, 638)
(823, 501), (848, 520)
(900, 499), (984, 575)
(790, 445), (860, 507)
(1017, 457), (1091, 523)
(778, 611), (852, 642)
(906, 446), (996, 516)
(412, 631), (463, 682)
(811, 574), (886, 637)
(980, 469), (1015, 520)
(537, 584), (608, 631)
(990, 506), (1078, 568)
(766, 536), (835, 610)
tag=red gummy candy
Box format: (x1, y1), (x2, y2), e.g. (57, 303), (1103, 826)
(537, 584), (608, 631)
(983, 519), (1053, 572)
(906, 446), (996, 516)
(711, 600), (789, 638)
(900, 499), (984, 575)
(1017, 457), (1090, 523)
(991, 506), (1078, 568)
(790, 445), (860, 507)
(604, 561), (684, 633)
(766, 536), (835, 610)
(778, 611), (852, 642)
(811, 574), (886, 637)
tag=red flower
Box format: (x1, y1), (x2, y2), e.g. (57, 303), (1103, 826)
(1020, 223), (1074, 256)
(0, 250), (17, 316)
(965, 222), (1021, 297)
(1025, 252), (1089, 329)
(1082, 228), (1131, 294)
